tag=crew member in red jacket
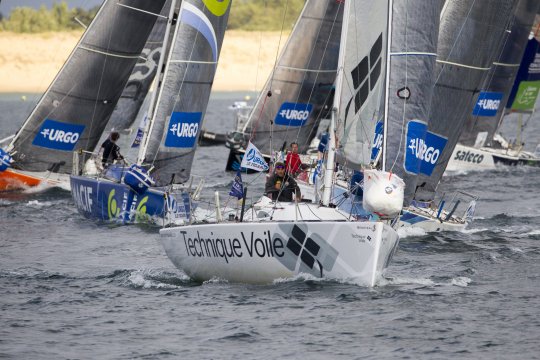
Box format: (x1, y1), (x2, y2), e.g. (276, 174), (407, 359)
(285, 142), (302, 177)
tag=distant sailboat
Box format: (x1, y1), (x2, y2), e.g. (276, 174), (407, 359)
(0, 0), (168, 192)
(405, 0), (516, 231)
(224, 1), (343, 172)
(160, 0), (404, 286)
(447, 1), (540, 172)
(70, 0), (232, 225)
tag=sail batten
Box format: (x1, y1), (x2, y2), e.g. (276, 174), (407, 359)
(8, 0), (168, 175)
(142, 0), (232, 186)
(243, 0), (344, 155)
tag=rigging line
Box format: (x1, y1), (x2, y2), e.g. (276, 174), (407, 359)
(390, 0), (410, 173)
(291, 1), (334, 146)
(466, 1), (516, 132)
(117, 3), (169, 19)
(295, 1), (344, 149)
(78, 46), (142, 59)
(433, 0), (478, 86)
(253, 2), (267, 93)
(83, 1), (120, 152)
(252, 0), (291, 150)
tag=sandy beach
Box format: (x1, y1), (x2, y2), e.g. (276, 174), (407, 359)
(0, 30), (287, 93)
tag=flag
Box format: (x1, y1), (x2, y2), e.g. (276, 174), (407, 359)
(229, 170), (244, 199)
(240, 141), (269, 172)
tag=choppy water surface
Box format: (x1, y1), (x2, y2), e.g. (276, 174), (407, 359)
(1, 93), (539, 359)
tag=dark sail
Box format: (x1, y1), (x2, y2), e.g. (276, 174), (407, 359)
(459, 0), (540, 147)
(384, 0), (443, 204)
(415, 0), (515, 201)
(141, 0), (232, 186)
(97, 0), (173, 153)
(8, 0), (167, 174)
(244, 0), (343, 155)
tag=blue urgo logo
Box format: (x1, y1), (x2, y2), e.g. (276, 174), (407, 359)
(165, 112), (202, 148)
(32, 119), (85, 151)
(404, 120), (447, 176)
(274, 102), (313, 127)
(472, 92), (503, 117)
(371, 121), (383, 161)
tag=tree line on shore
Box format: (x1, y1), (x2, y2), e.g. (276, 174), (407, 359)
(0, 0), (305, 33)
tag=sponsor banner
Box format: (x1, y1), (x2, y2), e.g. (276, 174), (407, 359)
(274, 102), (313, 127)
(472, 91), (503, 116)
(371, 121), (383, 161)
(404, 121), (447, 176)
(70, 176), (190, 223)
(420, 131), (447, 176)
(404, 120), (428, 174)
(453, 149), (485, 164)
(240, 142), (269, 172)
(511, 81), (540, 112)
(164, 112), (202, 148)
(32, 119), (85, 151)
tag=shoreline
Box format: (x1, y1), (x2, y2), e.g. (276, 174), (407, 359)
(0, 30), (286, 93)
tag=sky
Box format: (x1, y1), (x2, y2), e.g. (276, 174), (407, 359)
(0, 0), (104, 16)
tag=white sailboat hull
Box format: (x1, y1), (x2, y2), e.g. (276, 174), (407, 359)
(399, 207), (467, 232)
(446, 143), (540, 172)
(160, 219), (399, 287)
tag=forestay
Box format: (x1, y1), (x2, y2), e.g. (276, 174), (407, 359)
(140, 0), (231, 186)
(459, 0), (540, 147)
(384, 0), (443, 205)
(245, 0), (343, 155)
(334, 1), (389, 169)
(8, 0), (167, 174)
(415, 0), (515, 201)
(96, 0), (174, 152)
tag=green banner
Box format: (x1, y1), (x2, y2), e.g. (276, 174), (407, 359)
(511, 80), (540, 112)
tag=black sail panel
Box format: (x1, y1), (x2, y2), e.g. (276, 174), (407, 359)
(8, 0), (167, 174)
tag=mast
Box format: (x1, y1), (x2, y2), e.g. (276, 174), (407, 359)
(381, 0), (393, 172)
(137, 0), (178, 165)
(322, 0), (349, 206)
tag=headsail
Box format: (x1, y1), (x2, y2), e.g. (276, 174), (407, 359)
(8, 0), (167, 174)
(334, 1), (389, 169)
(459, 0), (540, 147)
(415, 0), (515, 201)
(384, 0), (443, 204)
(244, 0), (343, 155)
(140, 0), (232, 186)
(96, 0), (174, 152)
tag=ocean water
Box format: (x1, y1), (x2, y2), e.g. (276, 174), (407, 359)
(1, 92), (540, 359)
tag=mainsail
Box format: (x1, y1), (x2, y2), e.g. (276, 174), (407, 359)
(384, 0), (443, 204)
(334, 1), (389, 169)
(7, 0), (167, 174)
(459, 0), (540, 147)
(415, 0), (515, 201)
(139, 0), (232, 186)
(96, 0), (174, 152)
(244, 0), (343, 155)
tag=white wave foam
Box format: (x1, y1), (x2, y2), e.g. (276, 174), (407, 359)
(451, 276), (471, 287)
(397, 226), (427, 238)
(526, 229), (540, 235)
(508, 246), (523, 253)
(461, 227), (488, 234)
(378, 276), (436, 287)
(202, 277), (230, 284)
(26, 200), (53, 208)
(22, 182), (53, 194)
(127, 270), (186, 289)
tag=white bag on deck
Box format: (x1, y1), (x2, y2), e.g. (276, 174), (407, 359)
(363, 170), (405, 217)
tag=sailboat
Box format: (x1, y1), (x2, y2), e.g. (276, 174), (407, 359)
(402, 0), (517, 232)
(0, 0), (168, 192)
(160, 0), (405, 286)
(70, 0), (232, 225)
(447, 4), (540, 172)
(224, 1), (342, 173)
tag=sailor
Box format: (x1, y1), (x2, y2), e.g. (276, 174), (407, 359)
(285, 142), (304, 177)
(265, 161), (301, 202)
(99, 131), (124, 167)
